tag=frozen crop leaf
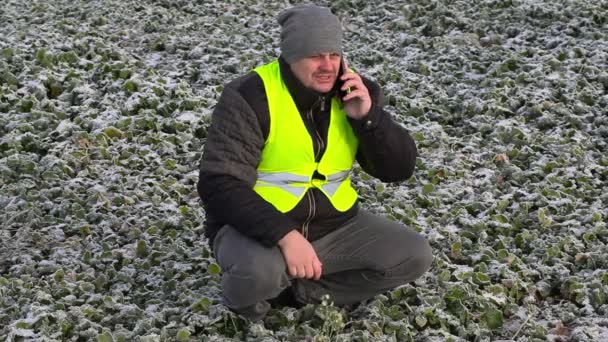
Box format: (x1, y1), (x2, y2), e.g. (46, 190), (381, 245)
(59, 51), (79, 64)
(1, 70), (20, 87)
(54, 269), (64, 282)
(473, 272), (491, 285)
(192, 297), (211, 314)
(415, 315), (427, 328)
(590, 288), (606, 307)
(176, 329), (191, 341)
(537, 208), (553, 228)
(103, 126), (124, 139)
(482, 307), (503, 329)
(422, 183), (435, 195)
(97, 332), (114, 342)
(46, 80), (63, 99)
(207, 263), (221, 275)
(1, 48), (14, 60)
(136, 240), (149, 258)
(123, 80), (138, 93)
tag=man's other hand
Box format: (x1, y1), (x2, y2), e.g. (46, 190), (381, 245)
(278, 230), (323, 280)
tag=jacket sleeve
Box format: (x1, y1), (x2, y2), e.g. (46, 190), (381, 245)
(348, 77), (418, 182)
(197, 77), (297, 247)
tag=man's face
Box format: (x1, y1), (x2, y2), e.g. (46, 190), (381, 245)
(289, 52), (341, 94)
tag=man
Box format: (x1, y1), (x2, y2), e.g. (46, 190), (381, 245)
(197, 4), (432, 321)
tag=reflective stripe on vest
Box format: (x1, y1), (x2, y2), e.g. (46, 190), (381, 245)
(256, 172), (308, 197)
(252, 60), (359, 213)
(256, 170), (351, 198)
(320, 170), (350, 196)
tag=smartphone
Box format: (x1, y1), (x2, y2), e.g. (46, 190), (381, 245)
(340, 56), (351, 97)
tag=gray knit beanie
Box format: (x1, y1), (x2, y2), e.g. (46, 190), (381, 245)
(277, 5), (342, 64)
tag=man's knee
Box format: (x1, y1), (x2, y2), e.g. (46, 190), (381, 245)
(405, 236), (433, 279)
(221, 254), (288, 308)
(355, 211), (432, 278)
(381, 232), (433, 281)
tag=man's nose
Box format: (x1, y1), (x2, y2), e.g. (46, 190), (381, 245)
(319, 55), (333, 69)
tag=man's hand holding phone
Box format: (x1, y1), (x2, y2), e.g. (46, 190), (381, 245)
(340, 56), (372, 120)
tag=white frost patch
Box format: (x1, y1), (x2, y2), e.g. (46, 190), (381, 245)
(124, 92), (146, 113)
(90, 184), (107, 193)
(173, 262), (193, 272)
(473, 168), (494, 183)
(482, 292), (507, 306)
(145, 52), (163, 68)
(452, 264), (474, 274)
(73, 84), (97, 97)
(188, 43), (206, 59)
(441, 224), (460, 233)
(91, 109), (121, 130)
(464, 72), (485, 82)
(14, 314), (41, 325)
(175, 111), (199, 122)
(25, 80), (47, 98)
(54, 119), (78, 133)
(9, 329), (36, 337)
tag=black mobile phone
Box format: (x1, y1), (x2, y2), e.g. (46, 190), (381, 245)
(339, 56), (351, 98)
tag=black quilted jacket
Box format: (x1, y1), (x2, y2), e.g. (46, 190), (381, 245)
(197, 57), (417, 248)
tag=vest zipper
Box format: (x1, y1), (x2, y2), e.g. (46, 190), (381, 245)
(308, 97), (326, 161)
(301, 190), (316, 239)
(306, 109), (325, 161)
(301, 96), (325, 239)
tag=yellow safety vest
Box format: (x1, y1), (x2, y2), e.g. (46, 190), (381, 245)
(253, 60), (359, 213)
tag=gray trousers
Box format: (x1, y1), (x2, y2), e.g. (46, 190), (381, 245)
(212, 209), (433, 320)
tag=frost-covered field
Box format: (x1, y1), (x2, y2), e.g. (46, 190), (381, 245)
(1, 0), (607, 340)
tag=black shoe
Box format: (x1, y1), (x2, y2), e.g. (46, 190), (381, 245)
(267, 287), (303, 308)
